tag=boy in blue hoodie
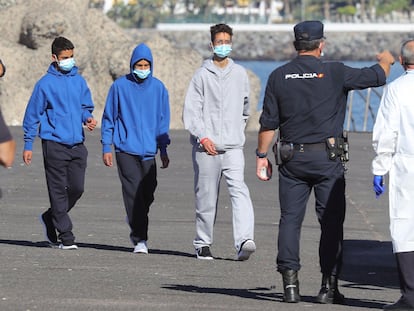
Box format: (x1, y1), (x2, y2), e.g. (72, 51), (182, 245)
(101, 43), (170, 254)
(23, 37), (97, 250)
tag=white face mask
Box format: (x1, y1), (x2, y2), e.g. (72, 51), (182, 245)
(213, 44), (232, 58)
(319, 42), (325, 57)
(133, 69), (151, 79)
(58, 58), (75, 71)
(54, 55), (76, 72)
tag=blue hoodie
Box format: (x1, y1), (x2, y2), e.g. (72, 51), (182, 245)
(101, 43), (170, 159)
(23, 64), (94, 150)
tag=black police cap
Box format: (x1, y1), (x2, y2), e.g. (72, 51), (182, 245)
(294, 20), (324, 41)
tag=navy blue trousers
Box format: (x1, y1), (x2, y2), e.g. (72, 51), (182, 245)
(277, 148), (345, 276)
(42, 140), (87, 244)
(115, 152), (157, 245)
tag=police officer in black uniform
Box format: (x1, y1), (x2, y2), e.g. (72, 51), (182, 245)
(256, 20), (395, 304)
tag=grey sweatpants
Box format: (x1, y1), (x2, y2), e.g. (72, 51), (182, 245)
(192, 147), (254, 251)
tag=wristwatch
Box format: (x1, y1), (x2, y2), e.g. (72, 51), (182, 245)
(255, 148), (267, 158)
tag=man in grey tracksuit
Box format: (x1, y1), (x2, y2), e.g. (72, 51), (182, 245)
(183, 23), (255, 261)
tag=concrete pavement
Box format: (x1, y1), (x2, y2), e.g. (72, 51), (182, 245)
(0, 127), (398, 310)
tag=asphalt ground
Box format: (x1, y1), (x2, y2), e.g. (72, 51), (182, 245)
(0, 127), (398, 311)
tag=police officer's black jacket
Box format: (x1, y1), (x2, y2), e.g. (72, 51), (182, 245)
(260, 55), (386, 143)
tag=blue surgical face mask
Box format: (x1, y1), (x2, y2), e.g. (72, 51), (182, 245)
(213, 44), (232, 58)
(58, 57), (75, 72)
(133, 69), (151, 79)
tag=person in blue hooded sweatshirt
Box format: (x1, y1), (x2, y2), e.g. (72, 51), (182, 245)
(22, 36), (97, 250)
(101, 43), (170, 254)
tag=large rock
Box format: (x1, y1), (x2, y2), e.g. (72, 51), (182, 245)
(0, 0), (261, 131)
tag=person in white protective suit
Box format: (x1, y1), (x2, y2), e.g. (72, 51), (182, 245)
(372, 39), (414, 311)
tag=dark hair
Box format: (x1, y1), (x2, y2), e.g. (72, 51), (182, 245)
(51, 37), (75, 56)
(210, 23), (233, 43)
(293, 39), (322, 52)
(401, 39), (414, 65)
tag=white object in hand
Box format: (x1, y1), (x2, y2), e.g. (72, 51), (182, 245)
(260, 167), (268, 179)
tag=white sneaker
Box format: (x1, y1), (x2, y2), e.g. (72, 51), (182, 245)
(237, 239), (256, 261)
(133, 241), (148, 254)
(58, 243), (78, 250)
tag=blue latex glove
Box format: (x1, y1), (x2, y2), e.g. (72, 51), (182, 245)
(373, 175), (385, 198)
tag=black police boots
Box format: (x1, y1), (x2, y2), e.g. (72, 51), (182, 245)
(281, 269), (300, 303)
(316, 274), (345, 304)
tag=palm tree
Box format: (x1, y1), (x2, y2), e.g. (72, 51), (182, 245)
(283, 0), (292, 20)
(360, 0), (367, 21)
(324, 0), (330, 20)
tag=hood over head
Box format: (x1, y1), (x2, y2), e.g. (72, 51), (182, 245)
(130, 43), (153, 75)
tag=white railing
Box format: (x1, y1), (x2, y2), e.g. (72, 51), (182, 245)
(345, 87), (382, 132)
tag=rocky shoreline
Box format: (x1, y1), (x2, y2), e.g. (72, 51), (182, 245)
(154, 30), (408, 61)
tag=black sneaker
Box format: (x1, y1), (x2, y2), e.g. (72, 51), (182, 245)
(196, 246), (214, 260)
(39, 211), (58, 244)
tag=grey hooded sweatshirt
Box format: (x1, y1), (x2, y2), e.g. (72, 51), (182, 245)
(183, 58), (250, 151)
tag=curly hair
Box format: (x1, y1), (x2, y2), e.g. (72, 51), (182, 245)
(210, 23), (233, 43)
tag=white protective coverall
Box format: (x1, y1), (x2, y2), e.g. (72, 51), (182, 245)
(372, 69), (414, 253)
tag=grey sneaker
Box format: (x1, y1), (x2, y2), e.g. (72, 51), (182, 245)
(237, 239), (256, 261)
(196, 246), (214, 260)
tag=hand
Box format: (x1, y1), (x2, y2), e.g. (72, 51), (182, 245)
(373, 175), (385, 198)
(377, 50), (395, 77)
(201, 138), (218, 156)
(160, 154), (169, 169)
(0, 139), (16, 168)
(86, 117), (97, 131)
(103, 152), (113, 167)
(376, 50), (395, 65)
(256, 157), (271, 181)
(23, 150), (33, 165)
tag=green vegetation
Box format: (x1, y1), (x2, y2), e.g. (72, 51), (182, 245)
(106, 1), (164, 28)
(376, 0), (411, 16)
(337, 5), (357, 16)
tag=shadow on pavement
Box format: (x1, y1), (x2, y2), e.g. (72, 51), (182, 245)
(0, 239), (194, 258)
(162, 284), (280, 302)
(342, 239), (398, 288)
(339, 239), (399, 308)
(339, 297), (389, 309)
(0, 239), (50, 248)
(162, 284), (388, 308)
